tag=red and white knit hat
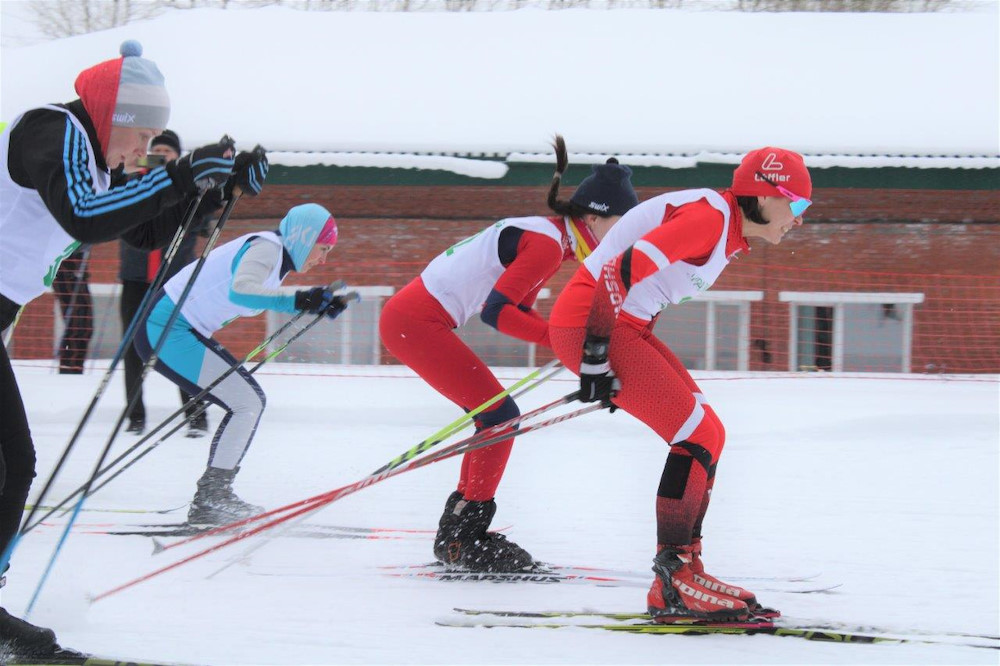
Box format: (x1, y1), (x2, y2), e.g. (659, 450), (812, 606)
(74, 40), (170, 156)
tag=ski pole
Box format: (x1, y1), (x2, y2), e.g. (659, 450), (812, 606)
(26, 185), (240, 615)
(154, 389), (585, 554)
(144, 361), (562, 549)
(203, 390), (595, 579)
(185, 397), (602, 579)
(371, 359), (563, 475)
(76, 289), (358, 511)
(2, 190), (207, 575)
(92, 394), (600, 602)
(199, 369), (566, 577)
(22, 283), (347, 533)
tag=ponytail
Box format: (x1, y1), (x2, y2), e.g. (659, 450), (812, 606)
(547, 134), (591, 218)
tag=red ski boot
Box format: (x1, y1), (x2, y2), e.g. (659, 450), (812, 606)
(647, 544), (750, 624)
(690, 538), (780, 618)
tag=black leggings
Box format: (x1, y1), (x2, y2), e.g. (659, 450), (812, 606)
(52, 251), (93, 374)
(0, 294), (36, 571)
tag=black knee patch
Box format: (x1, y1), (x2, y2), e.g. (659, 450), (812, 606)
(477, 396), (520, 430)
(657, 442), (712, 499)
(657, 455), (692, 500)
(675, 441), (713, 474)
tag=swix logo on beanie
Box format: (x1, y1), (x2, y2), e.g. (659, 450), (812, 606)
(75, 40), (170, 156)
(730, 147), (812, 199)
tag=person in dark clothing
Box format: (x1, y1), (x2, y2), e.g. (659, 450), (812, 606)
(52, 247), (94, 374)
(0, 40), (265, 657)
(120, 130), (212, 437)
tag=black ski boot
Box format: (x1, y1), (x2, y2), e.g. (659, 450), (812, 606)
(125, 416), (145, 435)
(185, 408), (209, 439)
(0, 608), (58, 659)
(187, 466), (263, 525)
(433, 491), (534, 573)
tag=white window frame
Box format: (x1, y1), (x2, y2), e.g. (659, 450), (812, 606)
(779, 291), (925, 373)
(687, 291), (763, 371)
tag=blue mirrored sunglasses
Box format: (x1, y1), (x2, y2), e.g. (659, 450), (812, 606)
(756, 171), (812, 217)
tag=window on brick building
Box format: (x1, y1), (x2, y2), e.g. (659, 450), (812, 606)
(651, 291), (763, 371)
(266, 286), (395, 365)
(780, 292), (925, 373)
(455, 288), (551, 368)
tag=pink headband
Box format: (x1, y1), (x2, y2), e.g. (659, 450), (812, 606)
(317, 216), (338, 246)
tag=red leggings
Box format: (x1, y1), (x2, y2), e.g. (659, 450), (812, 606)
(379, 278), (516, 501)
(550, 322), (726, 546)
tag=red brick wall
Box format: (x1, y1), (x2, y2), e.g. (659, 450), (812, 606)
(13, 184), (1000, 373)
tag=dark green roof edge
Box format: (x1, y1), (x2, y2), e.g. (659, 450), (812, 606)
(267, 162), (999, 190)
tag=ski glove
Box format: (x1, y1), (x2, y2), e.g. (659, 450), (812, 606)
(579, 334), (619, 411)
(294, 287), (335, 314)
(324, 291), (361, 321)
(169, 136), (236, 194)
(228, 146), (269, 197)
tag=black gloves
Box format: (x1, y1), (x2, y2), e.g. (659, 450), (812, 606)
(579, 334), (619, 410)
(168, 136), (235, 194)
(228, 145), (269, 198)
(294, 288), (361, 319)
(294, 287), (334, 314)
(324, 291), (360, 321)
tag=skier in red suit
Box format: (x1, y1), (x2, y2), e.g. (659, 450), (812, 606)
(379, 137), (638, 572)
(548, 147), (813, 622)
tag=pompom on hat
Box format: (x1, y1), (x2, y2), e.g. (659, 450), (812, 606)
(74, 40), (170, 157)
(570, 158), (639, 218)
(731, 147), (812, 201)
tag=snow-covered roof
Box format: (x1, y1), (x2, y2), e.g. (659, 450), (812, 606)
(267, 150), (998, 179)
(2, 6), (998, 173)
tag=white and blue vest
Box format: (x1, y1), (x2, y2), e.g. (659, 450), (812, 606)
(164, 231), (285, 337)
(0, 106), (108, 305)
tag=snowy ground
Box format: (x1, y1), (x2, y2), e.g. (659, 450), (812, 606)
(4, 362), (998, 664)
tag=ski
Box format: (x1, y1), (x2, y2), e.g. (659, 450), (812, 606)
(95, 522), (420, 541)
(452, 608), (1000, 642)
(5, 647), (190, 665)
(382, 561), (823, 584)
(380, 564), (841, 593)
(128, 521), (432, 535)
(438, 615), (1000, 649)
(385, 569), (632, 586)
(24, 503), (187, 516)
(5, 655), (180, 666)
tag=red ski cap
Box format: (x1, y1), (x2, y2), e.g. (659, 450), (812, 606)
(731, 147), (812, 200)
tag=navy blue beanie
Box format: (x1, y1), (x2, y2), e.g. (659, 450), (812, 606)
(570, 158), (639, 217)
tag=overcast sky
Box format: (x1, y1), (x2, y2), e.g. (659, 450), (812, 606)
(2, 4), (998, 171)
